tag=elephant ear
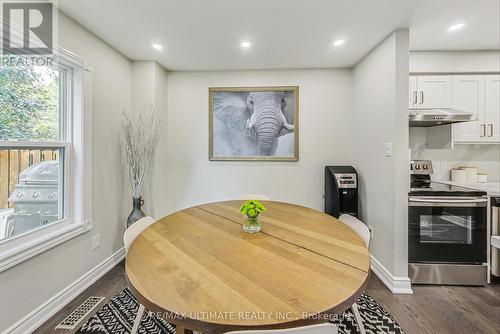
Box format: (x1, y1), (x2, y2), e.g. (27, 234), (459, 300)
(212, 92), (250, 129)
(212, 92), (257, 156)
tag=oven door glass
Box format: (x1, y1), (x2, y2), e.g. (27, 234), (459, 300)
(409, 202), (486, 264)
(420, 213), (472, 244)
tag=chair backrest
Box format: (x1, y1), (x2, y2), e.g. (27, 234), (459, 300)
(123, 216), (155, 253)
(225, 323), (338, 334)
(236, 194), (271, 201)
(339, 214), (370, 247)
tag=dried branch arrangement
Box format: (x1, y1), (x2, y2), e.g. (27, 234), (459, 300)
(121, 109), (160, 199)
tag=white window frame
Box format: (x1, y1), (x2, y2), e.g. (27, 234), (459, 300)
(0, 46), (93, 272)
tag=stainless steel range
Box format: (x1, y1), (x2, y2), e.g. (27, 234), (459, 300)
(408, 160), (488, 286)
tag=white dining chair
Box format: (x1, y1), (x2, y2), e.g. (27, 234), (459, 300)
(123, 216), (155, 334)
(225, 323), (338, 334)
(338, 214), (370, 334)
(236, 194), (271, 201)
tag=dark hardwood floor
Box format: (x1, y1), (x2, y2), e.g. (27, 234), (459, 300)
(367, 275), (500, 334)
(34, 263), (128, 334)
(35, 261), (500, 334)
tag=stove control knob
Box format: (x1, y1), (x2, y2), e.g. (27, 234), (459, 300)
(32, 192), (40, 199)
(423, 165), (428, 170)
(415, 165), (421, 170)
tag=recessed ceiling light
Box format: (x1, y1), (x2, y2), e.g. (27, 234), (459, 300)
(448, 22), (465, 32)
(152, 43), (163, 50)
(333, 39), (345, 47)
(240, 41), (251, 48)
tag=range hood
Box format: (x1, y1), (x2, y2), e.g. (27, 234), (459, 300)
(409, 108), (476, 127)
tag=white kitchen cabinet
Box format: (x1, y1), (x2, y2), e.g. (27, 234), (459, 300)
(453, 75), (500, 144)
(452, 76), (485, 142)
(484, 75), (500, 142)
(409, 76), (417, 108)
(409, 75), (453, 109)
(409, 74), (500, 145)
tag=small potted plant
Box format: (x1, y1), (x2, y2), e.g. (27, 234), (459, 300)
(240, 200), (266, 233)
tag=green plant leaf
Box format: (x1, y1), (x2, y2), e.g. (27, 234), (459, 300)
(240, 200), (266, 217)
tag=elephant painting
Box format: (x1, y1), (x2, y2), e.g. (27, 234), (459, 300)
(209, 87), (298, 161)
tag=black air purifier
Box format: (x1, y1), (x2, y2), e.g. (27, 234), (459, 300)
(324, 166), (358, 218)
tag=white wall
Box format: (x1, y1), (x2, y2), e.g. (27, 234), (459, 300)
(164, 69), (353, 213)
(0, 13), (131, 332)
(409, 50), (500, 182)
(352, 30), (410, 278)
(410, 50), (500, 73)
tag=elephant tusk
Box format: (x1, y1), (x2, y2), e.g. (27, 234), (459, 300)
(284, 122), (294, 131)
(246, 118), (255, 129)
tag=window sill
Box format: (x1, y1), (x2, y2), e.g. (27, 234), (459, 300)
(0, 219), (92, 272)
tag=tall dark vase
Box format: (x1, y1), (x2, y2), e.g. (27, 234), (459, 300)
(127, 197), (145, 227)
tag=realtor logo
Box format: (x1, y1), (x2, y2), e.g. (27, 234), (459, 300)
(1, 1), (53, 54)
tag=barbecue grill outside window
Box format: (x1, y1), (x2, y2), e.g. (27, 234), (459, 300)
(7, 160), (62, 238)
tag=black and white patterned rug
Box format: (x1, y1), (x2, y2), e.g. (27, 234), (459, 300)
(76, 288), (404, 334)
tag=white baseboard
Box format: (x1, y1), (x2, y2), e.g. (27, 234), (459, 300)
(370, 255), (413, 294)
(3, 247), (125, 334)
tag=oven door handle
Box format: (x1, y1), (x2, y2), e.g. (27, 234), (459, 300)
(409, 197), (488, 207)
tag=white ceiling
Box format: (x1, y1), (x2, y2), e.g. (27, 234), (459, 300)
(410, 0), (500, 51)
(58, 0), (500, 71)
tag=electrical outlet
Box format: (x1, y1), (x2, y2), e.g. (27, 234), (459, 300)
(91, 234), (100, 250)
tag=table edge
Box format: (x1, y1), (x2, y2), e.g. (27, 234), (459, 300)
(126, 268), (370, 334)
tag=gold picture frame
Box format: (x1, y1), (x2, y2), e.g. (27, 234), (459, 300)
(209, 86), (299, 161)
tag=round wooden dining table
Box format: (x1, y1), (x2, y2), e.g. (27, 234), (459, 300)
(125, 201), (370, 334)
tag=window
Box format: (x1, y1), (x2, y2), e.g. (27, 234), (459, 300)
(0, 63), (67, 240)
(0, 49), (92, 271)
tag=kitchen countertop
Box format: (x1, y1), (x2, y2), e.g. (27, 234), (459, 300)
(433, 180), (500, 197)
